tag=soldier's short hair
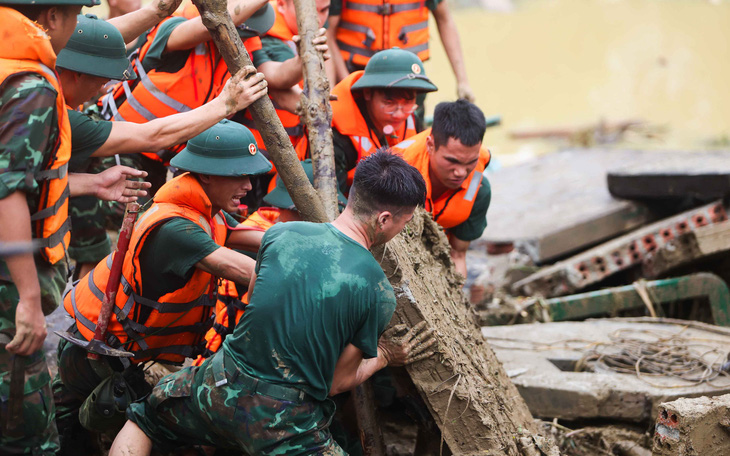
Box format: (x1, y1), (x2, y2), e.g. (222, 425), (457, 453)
(432, 99), (486, 149)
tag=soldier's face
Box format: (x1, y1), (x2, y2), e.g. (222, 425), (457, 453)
(78, 74), (110, 103)
(427, 135), (481, 190)
(278, 0), (330, 33)
(44, 5), (83, 54)
(202, 175), (252, 213)
(364, 89), (416, 135)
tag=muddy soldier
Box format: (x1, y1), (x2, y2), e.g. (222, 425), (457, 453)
(192, 159), (348, 366)
(54, 121), (272, 452)
(0, 0), (152, 452)
(57, 13), (268, 280)
(394, 99), (491, 277)
(108, 151), (437, 456)
(296, 47), (436, 192)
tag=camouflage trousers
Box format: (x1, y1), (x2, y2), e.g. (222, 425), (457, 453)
(128, 351), (346, 455)
(0, 283), (59, 455)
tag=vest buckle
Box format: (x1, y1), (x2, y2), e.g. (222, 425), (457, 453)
(378, 3), (394, 15)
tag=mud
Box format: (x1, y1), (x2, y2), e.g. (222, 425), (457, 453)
(543, 423), (651, 456)
(375, 208), (558, 455)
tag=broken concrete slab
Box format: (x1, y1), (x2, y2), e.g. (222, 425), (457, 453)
(512, 201), (728, 298)
(479, 149), (663, 263)
(652, 393), (730, 456)
(482, 319), (730, 423)
(608, 150), (730, 201)
(643, 220), (730, 278)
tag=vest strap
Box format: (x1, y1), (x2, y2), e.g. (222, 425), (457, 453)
(338, 21), (376, 47)
(34, 162), (68, 181)
(133, 59), (194, 114)
(345, 1), (422, 15)
(398, 20), (428, 43)
(337, 41), (375, 58)
(103, 91), (125, 121)
(32, 217), (70, 248)
(385, 70), (431, 88)
(30, 185), (69, 221)
(122, 79), (157, 122)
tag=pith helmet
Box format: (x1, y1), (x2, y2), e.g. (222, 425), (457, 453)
(351, 48), (437, 93)
(264, 159), (347, 210)
(171, 120), (272, 176)
(56, 14), (135, 80)
(0, 0), (98, 5)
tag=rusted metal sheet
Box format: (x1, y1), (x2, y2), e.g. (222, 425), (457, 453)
(512, 201), (728, 297)
(608, 150), (730, 200)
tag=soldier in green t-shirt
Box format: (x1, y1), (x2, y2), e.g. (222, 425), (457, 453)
(56, 14), (269, 279)
(110, 151), (437, 456)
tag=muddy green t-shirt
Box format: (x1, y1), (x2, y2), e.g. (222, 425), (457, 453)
(224, 221), (396, 401)
(67, 109), (113, 172)
(449, 175), (491, 242)
(251, 36), (296, 67)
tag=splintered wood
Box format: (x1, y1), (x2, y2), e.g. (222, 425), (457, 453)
(375, 209), (558, 456)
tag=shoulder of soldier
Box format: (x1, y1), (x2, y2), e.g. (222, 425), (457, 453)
(1, 72), (57, 103)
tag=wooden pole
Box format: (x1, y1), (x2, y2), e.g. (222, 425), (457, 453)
(191, 0), (328, 223)
(292, 0), (338, 221)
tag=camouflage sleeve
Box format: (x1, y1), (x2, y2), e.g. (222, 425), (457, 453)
(0, 73), (59, 200)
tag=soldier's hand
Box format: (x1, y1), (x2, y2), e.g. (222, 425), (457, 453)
(378, 321), (437, 367)
(292, 28), (330, 61)
(457, 83), (476, 103)
(94, 166), (151, 203)
(7, 297), (47, 356)
(151, 0), (183, 19)
(223, 66), (268, 115)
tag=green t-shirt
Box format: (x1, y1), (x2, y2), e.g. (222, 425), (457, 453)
(0, 73), (69, 314)
(329, 0), (442, 16)
(137, 211), (238, 302)
(448, 175), (491, 242)
(224, 222), (396, 401)
(67, 109), (113, 172)
(141, 16), (190, 73)
(251, 35), (297, 67)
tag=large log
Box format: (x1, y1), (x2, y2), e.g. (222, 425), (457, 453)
(191, 0), (328, 223)
(376, 209), (558, 455)
(292, 0), (338, 221)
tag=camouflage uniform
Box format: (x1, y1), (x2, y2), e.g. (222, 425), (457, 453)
(127, 351), (345, 455)
(0, 73), (66, 455)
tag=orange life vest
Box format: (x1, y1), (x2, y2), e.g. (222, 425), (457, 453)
(332, 71), (417, 185)
(191, 207), (280, 366)
(240, 7), (304, 156)
(100, 16), (262, 164)
(63, 173), (229, 364)
(0, 7), (72, 264)
(336, 0), (430, 68)
(395, 129), (491, 230)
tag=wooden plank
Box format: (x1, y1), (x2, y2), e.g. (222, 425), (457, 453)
(608, 150), (730, 200)
(643, 220), (730, 278)
(512, 201), (728, 298)
(481, 148), (659, 263)
(379, 209), (558, 455)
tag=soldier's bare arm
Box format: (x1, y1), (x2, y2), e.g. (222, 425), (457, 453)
(196, 247), (256, 287)
(225, 229), (265, 252)
(258, 28), (330, 89)
(107, 0), (184, 45)
(165, 0), (269, 52)
(432, 1), (474, 102)
(326, 15), (350, 83)
(91, 67), (267, 158)
(448, 235), (469, 278)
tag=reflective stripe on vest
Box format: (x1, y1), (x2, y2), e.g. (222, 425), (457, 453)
(344, 1), (423, 14)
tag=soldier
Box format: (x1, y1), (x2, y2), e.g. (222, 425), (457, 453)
(0, 0), (148, 453)
(327, 0), (475, 104)
(394, 99), (492, 277)
(295, 48), (436, 192)
(54, 120), (272, 452)
(56, 14), (268, 279)
(109, 151), (437, 456)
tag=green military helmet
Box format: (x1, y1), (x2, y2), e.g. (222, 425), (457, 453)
(56, 14), (135, 80)
(171, 120), (272, 176)
(236, 3), (275, 40)
(0, 0), (98, 6)
(264, 159), (347, 211)
(351, 48), (437, 93)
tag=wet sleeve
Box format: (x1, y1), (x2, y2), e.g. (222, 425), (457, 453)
(0, 74), (58, 200)
(67, 110), (113, 172)
(329, 0), (342, 16)
(350, 271), (397, 359)
(425, 0), (443, 12)
(140, 17), (188, 70)
(332, 128), (358, 193)
(257, 36), (297, 64)
(448, 175), (491, 242)
(146, 218), (222, 279)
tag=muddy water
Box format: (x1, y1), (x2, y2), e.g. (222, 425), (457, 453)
(423, 0), (730, 162)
